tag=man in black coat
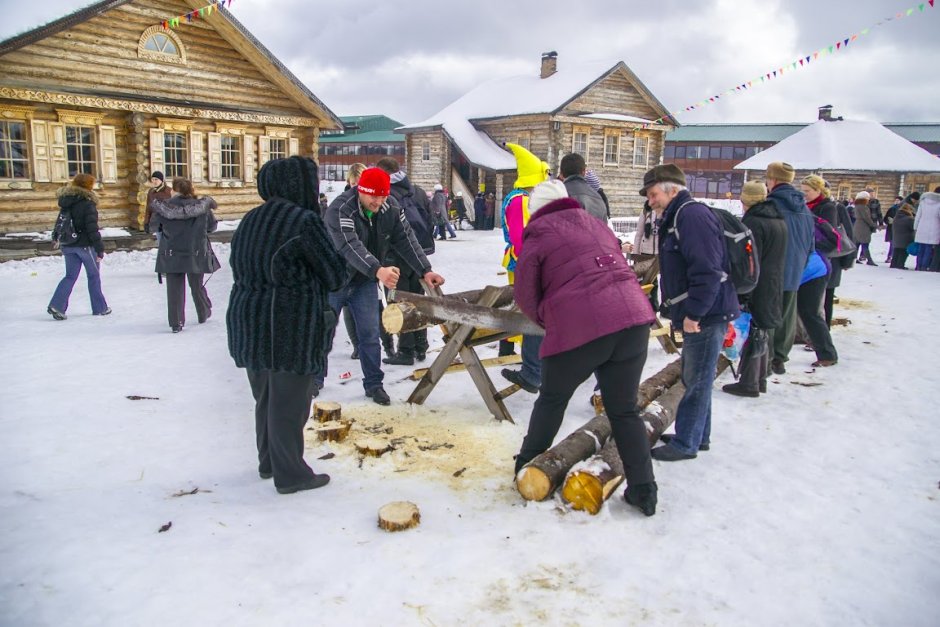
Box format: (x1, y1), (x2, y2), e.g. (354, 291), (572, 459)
(320, 167), (446, 405)
(722, 182), (788, 398)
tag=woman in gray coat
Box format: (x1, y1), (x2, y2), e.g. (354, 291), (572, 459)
(852, 191), (877, 265)
(151, 178), (220, 333)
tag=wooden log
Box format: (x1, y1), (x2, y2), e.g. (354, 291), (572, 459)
(643, 355), (731, 444)
(314, 420), (352, 442)
(409, 354), (521, 381)
(387, 290), (544, 337)
(312, 401), (342, 423)
(592, 357), (682, 417)
(355, 438), (392, 457)
(561, 440), (624, 515)
(378, 501), (420, 532)
(515, 414), (611, 501)
(384, 286), (517, 334)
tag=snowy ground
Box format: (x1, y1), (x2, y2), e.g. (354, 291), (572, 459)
(1, 231), (938, 627)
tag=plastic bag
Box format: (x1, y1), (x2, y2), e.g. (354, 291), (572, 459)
(722, 312), (752, 361)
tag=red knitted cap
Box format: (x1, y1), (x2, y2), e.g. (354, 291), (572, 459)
(357, 167), (390, 196)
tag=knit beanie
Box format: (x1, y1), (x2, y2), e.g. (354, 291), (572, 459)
(584, 169), (602, 191)
(740, 181), (767, 208)
(506, 143), (549, 189)
(357, 167), (391, 196)
(150, 171), (165, 182)
(257, 156), (319, 210)
(72, 173), (96, 191)
(528, 179), (568, 214)
(766, 162), (795, 183)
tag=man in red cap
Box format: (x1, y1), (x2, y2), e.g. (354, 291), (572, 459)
(319, 167), (445, 405)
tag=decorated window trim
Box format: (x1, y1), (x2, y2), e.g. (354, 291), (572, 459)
(138, 26), (187, 65)
(633, 132), (650, 168)
(603, 129), (621, 166)
(0, 105), (35, 189)
(572, 126), (589, 161)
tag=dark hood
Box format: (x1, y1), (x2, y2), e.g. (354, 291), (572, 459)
(745, 200), (782, 220)
(767, 183), (807, 216)
(257, 156), (319, 210)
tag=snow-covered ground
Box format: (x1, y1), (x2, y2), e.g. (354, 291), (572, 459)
(1, 230), (938, 626)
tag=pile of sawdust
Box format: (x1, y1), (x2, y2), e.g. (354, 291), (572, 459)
(304, 403), (519, 489)
(835, 297), (872, 310)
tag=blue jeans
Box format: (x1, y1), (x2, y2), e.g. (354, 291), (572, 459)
(915, 244), (935, 271)
(436, 221), (456, 239)
(520, 334), (543, 387)
(670, 321), (726, 455)
(49, 246), (108, 314)
(317, 281), (383, 391)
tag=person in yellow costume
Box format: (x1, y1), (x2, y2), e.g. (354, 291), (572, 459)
(499, 143), (549, 392)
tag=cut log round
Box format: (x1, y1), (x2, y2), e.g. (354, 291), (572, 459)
(561, 440), (625, 515)
(312, 401), (342, 423)
(378, 501), (420, 532)
(355, 437), (393, 457)
(314, 420), (352, 442)
(516, 414), (611, 501)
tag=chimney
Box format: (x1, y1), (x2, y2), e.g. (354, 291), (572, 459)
(540, 51), (558, 79)
(818, 105), (833, 121)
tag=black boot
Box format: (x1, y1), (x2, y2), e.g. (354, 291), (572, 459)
(624, 481), (658, 516)
(383, 352), (415, 366)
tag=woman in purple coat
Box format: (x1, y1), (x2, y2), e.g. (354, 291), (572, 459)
(513, 181), (659, 516)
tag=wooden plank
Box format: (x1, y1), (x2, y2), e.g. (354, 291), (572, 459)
(408, 354), (521, 380)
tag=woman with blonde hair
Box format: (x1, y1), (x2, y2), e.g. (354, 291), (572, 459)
(800, 175), (845, 327)
(47, 172), (110, 319)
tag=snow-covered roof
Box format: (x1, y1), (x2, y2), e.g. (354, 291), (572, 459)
(734, 119), (940, 172)
(400, 60), (666, 170)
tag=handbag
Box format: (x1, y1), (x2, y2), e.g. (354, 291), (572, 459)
(830, 223), (857, 258)
(907, 242), (920, 256)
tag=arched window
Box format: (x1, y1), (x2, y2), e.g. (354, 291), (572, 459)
(138, 26), (186, 65)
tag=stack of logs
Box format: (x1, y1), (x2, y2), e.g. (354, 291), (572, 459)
(516, 356), (731, 514)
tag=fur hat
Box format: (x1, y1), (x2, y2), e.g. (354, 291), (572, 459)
(855, 190), (870, 201)
(528, 179), (568, 214)
(740, 181), (767, 208)
(150, 171), (164, 182)
(766, 162), (795, 184)
(639, 164), (686, 196)
(257, 156), (319, 209)
(72, 173), (96, 191)
(357, 167), (390, 196)
(505, 143), (549, 189)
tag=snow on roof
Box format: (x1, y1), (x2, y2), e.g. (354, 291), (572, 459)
(734, 119), (940, 172)
(400, 60), (623, 170)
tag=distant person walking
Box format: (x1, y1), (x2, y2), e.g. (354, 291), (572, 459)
(150, 178), (220, 333)
(889, 198), (916, 269)
(144, 171), (171, 237)
(853, 191), (878, 266)
(47, 173), (111, 320)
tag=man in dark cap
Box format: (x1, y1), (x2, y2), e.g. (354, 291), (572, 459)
(641, 164), (739, 461)
(320, 167), (445, 405)
(145, 171), (171, 236)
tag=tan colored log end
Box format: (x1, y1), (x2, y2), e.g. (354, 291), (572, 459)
(355, 437), (393, 457)
(315, 420), (352, 442)
(382, 303), (408, 334)
(312, 401), (342, 423)
(516, 466), (552, 501)
(378, 501), (420, 532)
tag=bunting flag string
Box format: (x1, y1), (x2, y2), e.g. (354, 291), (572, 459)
(634, 0), (935, 130)
(161, 0), (233, 30)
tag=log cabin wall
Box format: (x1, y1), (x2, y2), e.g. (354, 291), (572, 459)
(406, 130), (449, 192)
(0, 0), (329, 234)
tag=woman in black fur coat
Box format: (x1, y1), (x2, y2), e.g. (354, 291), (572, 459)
(226, 156), (346, 495)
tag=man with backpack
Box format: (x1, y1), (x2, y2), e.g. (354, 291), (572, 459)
(641, 164), (740, 461)
(764, 162), (815, 375)
(376, 157), (435, 365)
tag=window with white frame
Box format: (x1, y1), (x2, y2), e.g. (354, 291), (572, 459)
(633, 134), (649, 167)
(603, 130), (620, 165)
(164, 132), (188, 179)
(422, 141), (430, 161)
(572, 127), (588, 156)
(221, 135), (241, 180)
(269, 138), (287, 160)
(65, 125), (97, 177)
(138, 25), (186, 65)
(518, 132), (531, 151)
(0, 121), (29, 179)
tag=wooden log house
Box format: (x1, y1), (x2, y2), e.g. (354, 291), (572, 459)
(0, 0), (341, 234)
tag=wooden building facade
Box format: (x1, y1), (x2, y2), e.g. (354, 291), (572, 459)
(0, 0), (341, 234)
(398, 54), (676, 217)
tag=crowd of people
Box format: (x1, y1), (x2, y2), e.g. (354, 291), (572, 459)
(42, 149), (939, 505)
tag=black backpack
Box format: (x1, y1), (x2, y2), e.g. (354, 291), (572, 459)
(666, 201), (760, 304)
(394, 186), (435, 255)
(52, 209), (80, 249)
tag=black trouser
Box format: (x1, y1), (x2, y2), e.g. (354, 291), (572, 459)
(165, 272), (210, 329)
(390, 265), (428, 358)
(824, 287), (836, 328)
(890, 248), (909, 269)
(516, 325), (654, 487)
(246, 369), (319, 489)
(797, 276), (838, 362)
(735, 327), (769, 393)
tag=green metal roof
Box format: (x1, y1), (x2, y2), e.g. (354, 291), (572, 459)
(666, 124), (805, 142)
(667, 122), (940, 144)
(319, 129), (403, 144)
(318, 115), (405, 143)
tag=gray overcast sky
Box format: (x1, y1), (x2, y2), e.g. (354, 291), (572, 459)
(1, 0), (937, 125)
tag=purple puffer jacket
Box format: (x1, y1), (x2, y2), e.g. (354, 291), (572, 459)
(514, 197), (655, 358)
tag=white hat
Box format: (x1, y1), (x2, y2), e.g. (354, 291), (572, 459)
(528, 179), (568, 214)
(855, 191), (870, 201)
(433, 183), (443, 191)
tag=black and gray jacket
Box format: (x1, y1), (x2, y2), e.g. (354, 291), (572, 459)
(152, 196), (219, 275)
(324, 186), (432, 287)
(562, 175), (607, 223)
